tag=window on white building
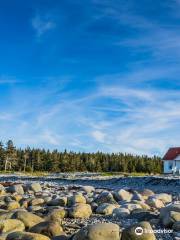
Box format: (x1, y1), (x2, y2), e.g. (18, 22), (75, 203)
(169, 162), (173, 169)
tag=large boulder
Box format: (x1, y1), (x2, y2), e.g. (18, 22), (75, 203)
(121, 221), (156, 240)
(6, 201), (20, 211)
(161, 211), (180, 227)
(153, 193), (172, 204)
(122, 203), (142, 212)
(160, 204), (180, 227)
(73, 223), (121, 240)
(94, 191), (116, 204)
(69, 203), (92, 218)
(0, 219), (25, 233)
(68, 194), (86, 206)
(81, 186), (95, 194)
(0, 212), (15, 221)
(113, 189), (132, 202)
(12, 210), (44, 229)
(160, 204), (180, 217)
(172, 221), (180, 231)
(0, 233), (7, 240)
(112, 208), (130, 218)
(52, 236), (68, 240)
(140, 189), (155, 200)
(13, 195), (23, 202)
(146, 197), (164, 209)
(30, 183), (42, 193)
(0, 184), (5, 196)
(130, 209), (159, 221)
(30, 221), (64, 237)
(47, 197), (67, 207)
(6, 231), (50, 240)
(30, 198), (44, 206)
(28, 205), (43, 212)
(96, 203), (118, 215)
(46, 208), (67, 222)
(7, 185), (24, 195)
(132, 192), (144, 201)
(138, 202), (151, 210)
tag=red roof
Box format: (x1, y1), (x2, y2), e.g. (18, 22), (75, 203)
(163, 147), (180, 160)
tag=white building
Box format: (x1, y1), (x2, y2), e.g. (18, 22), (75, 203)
(163, 147), (180, 174)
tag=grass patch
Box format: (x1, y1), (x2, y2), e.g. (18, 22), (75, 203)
(0, 171), (49, 177)
(100, 172), (153, 177)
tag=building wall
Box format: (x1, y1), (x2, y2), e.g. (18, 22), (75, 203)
(164, 160), (180, 173)
(176, 161), (180, 172)
(164, 160), (173, 173)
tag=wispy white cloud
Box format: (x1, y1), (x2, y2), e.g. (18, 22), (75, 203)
(118, 28), (180, 62)
(0, 75), (20, 84)
(41, 130), (61, 145)
(31, 14), (55, 37)
(1, 0), (180, 156)
(1, 74), (180, 156)
(92, 0), (180, 64)
(91, 130), (106, 143)
(0, 113), (13, 121)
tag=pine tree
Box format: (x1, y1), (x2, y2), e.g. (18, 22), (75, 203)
(0, 141), (5, 171)
(5, 140), (17, 171)
(0, 140), (163, 174)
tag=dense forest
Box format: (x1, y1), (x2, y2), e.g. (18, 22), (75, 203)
(0, 140), (163, 173)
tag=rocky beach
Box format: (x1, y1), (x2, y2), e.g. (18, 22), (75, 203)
(0, 174), (179, 240)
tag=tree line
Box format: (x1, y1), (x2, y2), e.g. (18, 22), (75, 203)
(0, 140), (163, 173)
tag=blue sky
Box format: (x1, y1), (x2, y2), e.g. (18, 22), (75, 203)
(1, 0), (180, 156)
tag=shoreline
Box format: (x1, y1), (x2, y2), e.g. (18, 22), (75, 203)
(0, 174), (179, 195)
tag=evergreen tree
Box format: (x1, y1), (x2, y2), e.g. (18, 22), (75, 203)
(0, 142), (5, 171)
(5, 140), (17, 171)
(0, 140), (163, 174)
